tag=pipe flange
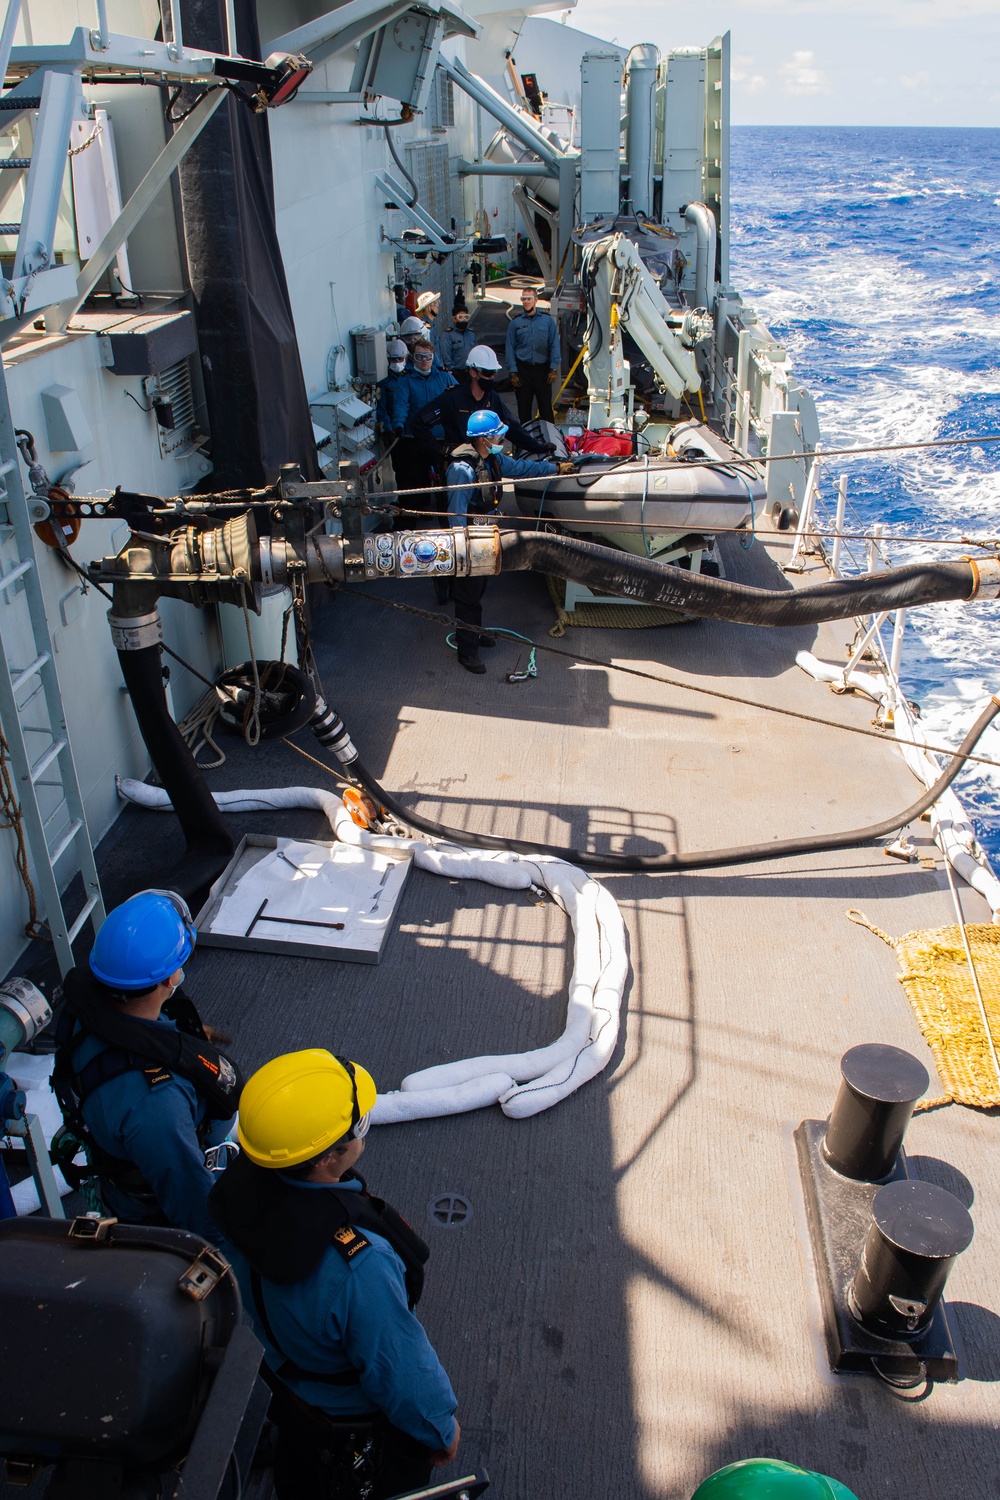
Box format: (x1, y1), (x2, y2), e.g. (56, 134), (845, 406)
(108, 608), (163, 652)
(0, 977), (52, 1044)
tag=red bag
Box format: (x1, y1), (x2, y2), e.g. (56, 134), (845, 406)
(579, 428), (632, 458)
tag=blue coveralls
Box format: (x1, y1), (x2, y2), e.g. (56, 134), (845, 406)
(445, 447), (557, 658)
(390, 366), (458, 522)
(446, 449), (557, 525)
(227, 1177), (457, 1446)
(437, 326), (477, 371)
(68, 1018), (232, 1246)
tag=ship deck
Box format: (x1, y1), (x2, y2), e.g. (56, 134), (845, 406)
(80, 520), (1000, 1498)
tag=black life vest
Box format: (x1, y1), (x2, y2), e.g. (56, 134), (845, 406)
(51, 969), (243, 1195)
(449, 442), (502, 517)
(210, 1153), (431, 1390)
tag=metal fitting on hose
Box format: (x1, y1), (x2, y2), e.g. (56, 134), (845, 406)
(0, 978), (52, 1066)
(966, 555), (1000, 600)
(360, 526), (501, 582)
(310, 697), (358, 765)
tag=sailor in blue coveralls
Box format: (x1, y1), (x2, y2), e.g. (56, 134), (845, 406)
(52, 891), (242, 1247)
(210, 1049), (461, 1500)
(444, 408), (567, 672)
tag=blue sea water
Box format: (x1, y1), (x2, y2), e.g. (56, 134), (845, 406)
(730, 126), (1000, 862)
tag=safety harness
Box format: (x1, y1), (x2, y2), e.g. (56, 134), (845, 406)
(210, 1153), (430, 1390)
(448, 443), (503, 518)
(51, 968), (243, 1198)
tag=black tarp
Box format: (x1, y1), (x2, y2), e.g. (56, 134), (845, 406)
(171, 0), (318, 487)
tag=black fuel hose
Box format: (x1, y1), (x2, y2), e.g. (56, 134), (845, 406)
(499, 531), (988, 626)
(346, 695), (1000, 872)
(117, 643), (234, 901)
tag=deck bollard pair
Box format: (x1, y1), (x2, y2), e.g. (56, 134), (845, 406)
(795, 1042), (973, 1382)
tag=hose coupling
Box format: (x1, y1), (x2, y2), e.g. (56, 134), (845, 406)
(360, 526), (501, 582)
(967, 554), (1000, 600)
(311, 697), (358, 765)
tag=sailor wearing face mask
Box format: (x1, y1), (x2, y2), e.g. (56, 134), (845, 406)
(437, 305), (477, 372)
(376, 339), (409, 430)
(52, 891), (243, 1246)
(411, 345), (552, 459)
(444, 410), (569, 673)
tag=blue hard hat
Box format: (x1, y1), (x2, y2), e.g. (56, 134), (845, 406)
(90, 889), (197, 990)
(467, 409), (507, 440)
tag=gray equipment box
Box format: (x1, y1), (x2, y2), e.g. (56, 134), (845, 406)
(352, 325), (388, 383)
(99, 310), (198, 376)
(194, 834), (411, 965)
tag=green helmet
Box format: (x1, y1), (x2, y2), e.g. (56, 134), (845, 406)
(692, 1459), (859, 1500)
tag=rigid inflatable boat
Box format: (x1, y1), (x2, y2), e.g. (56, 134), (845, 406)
(513, 420), (765, 553)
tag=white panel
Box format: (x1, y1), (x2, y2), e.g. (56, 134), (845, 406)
(70, 110), (133, 291)
(580, 51), (622, 221)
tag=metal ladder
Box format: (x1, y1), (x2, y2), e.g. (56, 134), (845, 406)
(0, 363), (104, 975)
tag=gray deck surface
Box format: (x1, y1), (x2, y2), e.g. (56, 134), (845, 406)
(81, 518), (1000, 1500)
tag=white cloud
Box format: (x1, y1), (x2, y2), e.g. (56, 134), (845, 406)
(780, 50), (830, 96)
(731, 53), (767, 93)
(900, 70), (930, 89)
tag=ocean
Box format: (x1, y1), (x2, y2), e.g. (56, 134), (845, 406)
(730, 126), (1000, 861)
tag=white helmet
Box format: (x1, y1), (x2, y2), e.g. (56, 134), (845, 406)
(400, 316), (425, 337)
(466, 344), (501, 372)
(386, 339), (407, 358)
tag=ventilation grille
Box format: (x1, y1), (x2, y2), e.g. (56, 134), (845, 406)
(145, 356), (197, 459)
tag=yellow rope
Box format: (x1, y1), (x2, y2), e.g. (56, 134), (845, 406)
(848, 909), (1000, 1112)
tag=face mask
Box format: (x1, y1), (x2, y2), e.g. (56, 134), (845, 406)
(389, 360), (406, 373)
(168, 968), (185, 993)
(488, 443), (505, 455)
(455, 319), (468, 329)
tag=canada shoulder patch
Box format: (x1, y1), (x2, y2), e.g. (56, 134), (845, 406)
(143, 1065), (173, 1088)
(330, 1225), (371, 1263)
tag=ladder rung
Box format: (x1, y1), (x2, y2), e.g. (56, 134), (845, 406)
(0, 96), (41, 111)
(67, 894), (100, 945)
(0, 223), (20, 235)
(0, 460), (15, 476)
(0, 158), (30, 168)
(0, 556), (32, 592)
(47, 818), (83, 867)
(10, 651), (50, 693)
(29, 736), (66, 783)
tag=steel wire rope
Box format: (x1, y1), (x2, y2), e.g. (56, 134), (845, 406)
(334, 585), (1000, 772)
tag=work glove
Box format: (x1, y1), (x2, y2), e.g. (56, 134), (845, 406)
(557, 461), (576, 475)
(547, 369), (559, 384)
(510, 373), (521, 388)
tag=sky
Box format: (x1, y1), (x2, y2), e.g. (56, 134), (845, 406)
(563, 0), (1000, 127)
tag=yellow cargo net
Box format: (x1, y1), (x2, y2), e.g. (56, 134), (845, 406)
(848, 910), (1000, 1112)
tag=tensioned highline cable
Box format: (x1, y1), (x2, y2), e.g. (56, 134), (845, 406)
(380, 504), (1000, 550)
(63, 426), (1000, 512)
(336, 586), (1000, 773)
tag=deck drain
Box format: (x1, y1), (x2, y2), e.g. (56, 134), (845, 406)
(429, 1192), (472, 1228)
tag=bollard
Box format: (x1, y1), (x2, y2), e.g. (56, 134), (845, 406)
(822, 1043), (929, 1182)
(848, 1179), (974, 1340)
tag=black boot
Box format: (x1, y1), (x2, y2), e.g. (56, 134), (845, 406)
(458, 654), (486, 674)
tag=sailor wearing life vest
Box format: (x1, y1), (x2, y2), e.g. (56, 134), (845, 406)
(52, 890), (243, 1246)
(210, 1050), (460, 1500)
(444, 409), (568, 673)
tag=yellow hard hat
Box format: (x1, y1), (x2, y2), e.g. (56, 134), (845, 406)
(237, 1049), (377, 1167)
